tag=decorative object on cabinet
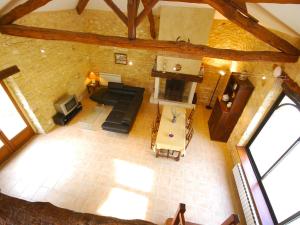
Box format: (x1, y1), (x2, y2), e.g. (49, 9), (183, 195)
(208, 74), (254, 142)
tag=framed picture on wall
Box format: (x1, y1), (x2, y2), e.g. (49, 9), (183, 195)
(114, 53), (127, 65)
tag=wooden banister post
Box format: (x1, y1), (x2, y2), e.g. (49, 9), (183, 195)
(221, 214), (240, 225)
(171, 203), (186, 225)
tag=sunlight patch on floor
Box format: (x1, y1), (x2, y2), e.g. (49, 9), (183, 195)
(97, 187), (149, 220)
(113, 159), (154, 193)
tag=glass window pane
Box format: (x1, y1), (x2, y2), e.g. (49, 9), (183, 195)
(249, 96), (300, 175)
(288, 217), (300, 225)
(0, 85), (27, 140)
(262, 142), (300, 223)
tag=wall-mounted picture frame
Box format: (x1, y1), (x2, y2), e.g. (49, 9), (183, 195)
(114, 53), (127, 65)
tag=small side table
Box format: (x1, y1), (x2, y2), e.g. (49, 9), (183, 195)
(86, 81), (100, 94)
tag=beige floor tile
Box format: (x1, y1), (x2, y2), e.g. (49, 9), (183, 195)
(0, 96), (244, 225)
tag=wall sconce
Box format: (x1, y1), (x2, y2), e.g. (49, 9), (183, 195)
(273, 65), (287, 79)
(173, 64), (182, 72)
(128, 60), (133, 66)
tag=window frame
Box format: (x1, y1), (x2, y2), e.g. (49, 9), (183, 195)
(245, 92), (300, 225)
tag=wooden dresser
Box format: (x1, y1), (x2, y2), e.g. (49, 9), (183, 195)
(208, 75), (254, 142)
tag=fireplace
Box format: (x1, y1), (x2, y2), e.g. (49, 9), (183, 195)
(164, 79), (185, 101)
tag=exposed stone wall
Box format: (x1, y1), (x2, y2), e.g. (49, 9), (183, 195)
(206, 20), (300, 163)
(0, 22), (91, 132)
(0, 10), (157, 132)
(1, 11), (299, 138)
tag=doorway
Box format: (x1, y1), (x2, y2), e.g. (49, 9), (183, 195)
(0, 81), (34, 164)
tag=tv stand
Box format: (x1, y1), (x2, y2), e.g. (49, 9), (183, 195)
(52, 102), (82, 126)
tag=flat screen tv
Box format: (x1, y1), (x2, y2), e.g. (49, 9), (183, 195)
(54, 95), (79, 116)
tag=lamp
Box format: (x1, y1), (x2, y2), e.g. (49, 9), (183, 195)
(206, 70), (226, 109)
(86, 71), (99, 84)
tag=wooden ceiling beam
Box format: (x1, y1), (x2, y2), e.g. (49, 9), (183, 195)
(136, 0), (159, 26)
(204, 0), (299, 55)
(141, 0), (156, 39)
(103, 0), (128, 26)
(0, 24), (298, 62)
(128, 0), (138, 39)
(0, 66), (20, 80)
(76, 0), (90, 15)
(0, 0), (53, 25)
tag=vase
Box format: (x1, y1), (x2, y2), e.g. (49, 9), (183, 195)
(172, 115), (176, 123)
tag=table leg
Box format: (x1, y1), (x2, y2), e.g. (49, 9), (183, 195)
(176, 152), (180, 161)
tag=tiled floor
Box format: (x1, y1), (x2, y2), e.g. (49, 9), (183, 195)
(0, 96), (243, 225)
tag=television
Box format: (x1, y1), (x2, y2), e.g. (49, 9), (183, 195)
(54, 95), (79, 116)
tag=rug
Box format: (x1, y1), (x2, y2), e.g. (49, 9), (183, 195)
(76, 105), (108, 131)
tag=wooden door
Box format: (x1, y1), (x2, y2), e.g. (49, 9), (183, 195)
(0, 82), (34, 164)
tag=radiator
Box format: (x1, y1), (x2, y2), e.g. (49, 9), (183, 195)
(233, 163), (260, 225)
(100, 72), (122, 83)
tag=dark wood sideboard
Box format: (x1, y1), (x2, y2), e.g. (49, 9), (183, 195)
(208, 75), (254, 142)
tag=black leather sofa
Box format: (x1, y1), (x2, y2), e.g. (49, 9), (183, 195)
(90, 82), (144, 133)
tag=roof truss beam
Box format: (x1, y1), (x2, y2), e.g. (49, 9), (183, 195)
(76, 0), (90, 15)
(0, 0), (54, 25)
(103, 0), (128, 25)
(0, 24), (298, 62)
(204, 0), (299, 55)
(128, 0), (139, 39)
(136, 0), (158, 26)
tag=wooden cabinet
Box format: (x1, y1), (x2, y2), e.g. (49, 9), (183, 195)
(208, 75), (254, 142)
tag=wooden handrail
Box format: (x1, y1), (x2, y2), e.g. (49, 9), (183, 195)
(166, 204), (240, 225)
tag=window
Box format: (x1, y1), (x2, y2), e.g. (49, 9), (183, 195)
(247, 93), (300, 225)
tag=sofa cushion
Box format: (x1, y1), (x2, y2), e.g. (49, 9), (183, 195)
(113, 101), (130, 112)
(122, 102), (139, 125)
(102, 121), (130, 133)
(119, 94), (135, 102)
(101, 92), (120, 105)
(105, 111), (124, 124)
(108, 82), (123, 89)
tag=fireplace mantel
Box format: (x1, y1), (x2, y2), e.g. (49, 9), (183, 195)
(151, 69), (203, 83)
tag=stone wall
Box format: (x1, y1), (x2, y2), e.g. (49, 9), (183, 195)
(0, 10), (157, 133)
(1, 10), (299, 137)
(0, 11), (92, 132)
(206, 20), (300, 163)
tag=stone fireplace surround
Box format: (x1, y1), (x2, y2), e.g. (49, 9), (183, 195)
(150, 70), (200, 108)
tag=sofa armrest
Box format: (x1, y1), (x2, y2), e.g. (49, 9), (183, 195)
(89, 87), (108, 103)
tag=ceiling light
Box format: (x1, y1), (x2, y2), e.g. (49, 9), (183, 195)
(218, 70), (226, 76)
